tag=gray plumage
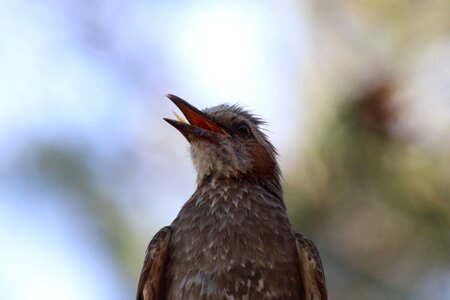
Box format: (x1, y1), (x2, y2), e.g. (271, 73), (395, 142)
(137, 95), (327, 300)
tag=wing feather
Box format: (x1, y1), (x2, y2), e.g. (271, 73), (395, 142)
(136, 226), (172, 300)
(295, 232), (328, 300)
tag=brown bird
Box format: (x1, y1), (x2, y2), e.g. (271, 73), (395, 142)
(136, 94), (327, 300)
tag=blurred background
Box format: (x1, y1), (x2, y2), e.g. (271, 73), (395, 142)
(1, 0), (449, 299)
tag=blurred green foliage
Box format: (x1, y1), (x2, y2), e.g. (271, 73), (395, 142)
(286, 81), (450, 299)
(284, 1), (450, 298)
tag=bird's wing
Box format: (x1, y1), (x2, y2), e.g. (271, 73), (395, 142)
(295, 232), (328, 300)
(136, 226), (172, 300)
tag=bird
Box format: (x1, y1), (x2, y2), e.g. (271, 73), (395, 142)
(136, 94), (327, 300)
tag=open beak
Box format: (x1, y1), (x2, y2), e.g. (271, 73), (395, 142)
(164, 94), (229, 142)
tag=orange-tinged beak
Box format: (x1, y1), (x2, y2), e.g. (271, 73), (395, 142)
(164, 94), (229, 141)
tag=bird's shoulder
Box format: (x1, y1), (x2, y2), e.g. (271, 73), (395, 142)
(295, 231), (328, 300)
(136, 226), (172, 300)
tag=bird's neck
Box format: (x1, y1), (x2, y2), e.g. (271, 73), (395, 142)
(196, 172), (284, 208)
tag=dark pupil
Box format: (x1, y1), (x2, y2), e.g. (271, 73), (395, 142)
(237, 123), (250, 136)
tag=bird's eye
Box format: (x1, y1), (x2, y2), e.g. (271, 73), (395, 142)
(236, 122), (252, 137)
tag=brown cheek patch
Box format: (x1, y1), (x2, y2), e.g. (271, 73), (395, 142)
(248, 142), (276, 180)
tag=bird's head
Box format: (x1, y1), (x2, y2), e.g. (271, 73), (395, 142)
(164, 94), (280, 186)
